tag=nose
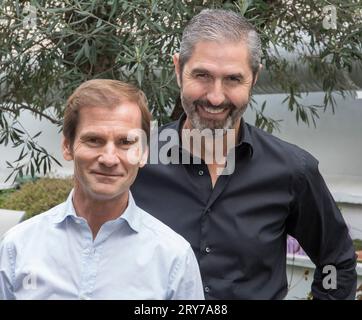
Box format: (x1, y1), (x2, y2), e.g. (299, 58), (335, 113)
(98, 143), (120, 167)
(206, 79), (225, 106)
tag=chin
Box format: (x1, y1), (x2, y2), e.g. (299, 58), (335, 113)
(87, 187), (127, 201)
(192, 115), (233, 131)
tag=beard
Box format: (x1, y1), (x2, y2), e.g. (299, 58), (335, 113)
(180, 94), (249, 134)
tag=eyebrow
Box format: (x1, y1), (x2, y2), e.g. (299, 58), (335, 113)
(190, 68), (245, 79)
(190, 68), (211, 76)
(226, 73), (244, 79)
(80, 132), (139, 140)
(80, 132), (105, 138)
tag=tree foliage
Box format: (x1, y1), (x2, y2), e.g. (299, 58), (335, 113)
(0, 0), (361, 182)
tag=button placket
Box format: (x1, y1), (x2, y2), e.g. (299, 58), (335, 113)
(79, 233), (98, 298)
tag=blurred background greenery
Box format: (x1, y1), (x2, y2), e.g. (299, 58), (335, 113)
(0, 0), (361, 181)
(0, 178), (73, 219)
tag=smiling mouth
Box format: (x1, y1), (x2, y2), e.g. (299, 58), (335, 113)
(92, 172), (122, 177)
(197, 104), (229, 117)
(201, 105), (227, 114)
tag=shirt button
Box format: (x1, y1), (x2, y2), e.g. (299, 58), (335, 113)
(205, 247), (211, 253)
(204, 286), (210, 293)
(198, 170), (204, 176)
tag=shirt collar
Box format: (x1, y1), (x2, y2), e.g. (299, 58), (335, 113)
(51, 189), (77, 224)
(119, 192), (141, 233)
(235, 118), (254, 157)
(51, 189), (141, 233)
(166, 113), (254, 158)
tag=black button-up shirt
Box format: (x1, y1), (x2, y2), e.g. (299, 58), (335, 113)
(131, 114), (357, 299)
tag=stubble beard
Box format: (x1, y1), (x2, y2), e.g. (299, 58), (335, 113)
(180, 93), (248, 135)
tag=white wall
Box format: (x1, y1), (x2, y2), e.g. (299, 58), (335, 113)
(244, 91), (362, 180)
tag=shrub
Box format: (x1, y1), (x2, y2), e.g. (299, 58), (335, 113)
(0, 188), (16, 208)
(1, 178), (73, 219)
(354, 239), (362, 251)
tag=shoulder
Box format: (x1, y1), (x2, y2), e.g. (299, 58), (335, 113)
(136, 206), (191, 255)
(246, 122), (319, 172)
(0, 203), (65, 248)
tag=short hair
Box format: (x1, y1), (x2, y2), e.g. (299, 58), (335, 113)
(179, 9), (262, 78)
(63, 79), (152, 147)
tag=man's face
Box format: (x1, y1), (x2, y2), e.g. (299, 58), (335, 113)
(62, 102), (147, 201)
(174, 40), (257, 132)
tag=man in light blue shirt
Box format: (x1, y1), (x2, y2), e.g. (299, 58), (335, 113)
(0, 79), (204, 300)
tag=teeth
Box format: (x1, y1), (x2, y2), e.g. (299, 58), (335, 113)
(202, 106), (226, 114)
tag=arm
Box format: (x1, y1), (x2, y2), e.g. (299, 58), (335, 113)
(286, 151), (357, 300)
(167, 245), (205, 300)
(0, 237), (16, 300)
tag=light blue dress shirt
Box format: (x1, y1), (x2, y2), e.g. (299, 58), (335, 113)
(0, 190), (204, 300)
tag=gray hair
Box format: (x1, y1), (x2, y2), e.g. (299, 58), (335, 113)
(179, 9), (262, 78)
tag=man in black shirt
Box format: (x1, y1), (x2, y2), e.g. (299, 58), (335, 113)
(131, 9), (357, 299)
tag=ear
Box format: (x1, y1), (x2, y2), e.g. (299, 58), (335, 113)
(173, 53), (181, 87)
(253, 63), (263, 86)
(139, 146), (149, 168)
(62, 136), (74, 161)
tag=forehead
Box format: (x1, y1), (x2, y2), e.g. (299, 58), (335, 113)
(76, 102), (142, 134)
(185, 40), (252, 76)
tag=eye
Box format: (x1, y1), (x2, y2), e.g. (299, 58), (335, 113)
(118, 138), (137, 148)
(195, 73), (211, 80)
(226, 76), (242, 83)
(85, 137), (103, 146)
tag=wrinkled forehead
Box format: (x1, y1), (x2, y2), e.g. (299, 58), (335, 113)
(76, 104), (143, 134)
(184, 40), (253, 76)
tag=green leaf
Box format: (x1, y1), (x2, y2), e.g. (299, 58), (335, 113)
(136, 64), (144, 87)
(50, 155), (62, 167)
(4, 171), (15, 183)
(84, 40), (90, 60)
(32, 131), (42, 139)
(30, 161), (34, 177)
(43, 157), (47, 174)
(5, 161), (13, 168)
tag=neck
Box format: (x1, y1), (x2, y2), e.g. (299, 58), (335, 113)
(182, 118), (241, 163)
(72, 185), (129, 239)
